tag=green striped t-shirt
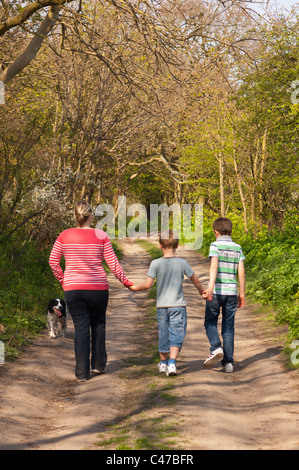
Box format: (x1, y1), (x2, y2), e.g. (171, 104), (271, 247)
(209, 235), (245, 296)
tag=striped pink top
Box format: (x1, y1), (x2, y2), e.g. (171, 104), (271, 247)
(49, 228), (131, 291)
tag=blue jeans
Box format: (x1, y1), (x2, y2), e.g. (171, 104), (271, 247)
(204, 295), (238, 365)
(156, 306), (187, 353)
(64, 290), (109, 380)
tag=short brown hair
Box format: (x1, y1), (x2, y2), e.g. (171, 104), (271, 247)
(159, 229), (179, 249)
(212, 217), (232, 236)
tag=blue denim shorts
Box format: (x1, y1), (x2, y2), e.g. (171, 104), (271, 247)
(156, 306), (187, 352)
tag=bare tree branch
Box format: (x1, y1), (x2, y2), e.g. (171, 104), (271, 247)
(0, 0), (71, 36)
(0, 5), (61, 83)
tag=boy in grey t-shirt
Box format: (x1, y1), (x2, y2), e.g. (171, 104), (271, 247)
(129, 231), (207, 376)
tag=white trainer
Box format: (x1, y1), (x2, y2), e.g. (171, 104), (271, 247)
(224, 363), (234, 373)
(158, 362), (167, 373)
(166, 363), (177, 376)
(203, 347), (224, 368)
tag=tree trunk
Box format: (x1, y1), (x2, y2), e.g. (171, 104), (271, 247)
(233, 150), (248, 232)
(0, 6), (61, 84)
(249, 140), (260, 238)
(258, 127), (268, 227)
(219, 152), (225, 216)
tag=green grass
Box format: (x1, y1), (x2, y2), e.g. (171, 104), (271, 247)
(135, 239), (163, 259)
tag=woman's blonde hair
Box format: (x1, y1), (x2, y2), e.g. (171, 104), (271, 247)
(74, 200), (93, 227)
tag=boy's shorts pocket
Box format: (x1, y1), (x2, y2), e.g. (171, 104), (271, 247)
(169, 307), (187, 349)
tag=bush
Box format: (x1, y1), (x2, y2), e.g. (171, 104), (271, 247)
(0, 234), (62, 360)
(0, 235), (124, 361)
(200, 211), (299, 342)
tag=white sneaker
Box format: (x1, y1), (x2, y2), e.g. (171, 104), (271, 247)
(166, 363), (177, 376)
(224, 363), (234, 373)
(203, 347), (224, 368)
(158, 362), (167, 373)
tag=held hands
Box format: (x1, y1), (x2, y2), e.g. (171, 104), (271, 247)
(199, 289), (245, 306)
(201, 289), (213, 301)
(128, 280), (244, 306)
(123, 280), (139, 292)
(128, 284), (138, 292)
(123, 280), (134, 289)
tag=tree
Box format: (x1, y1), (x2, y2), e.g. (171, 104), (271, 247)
(0, 0), (263, 84)
(235, 16), (299, 228)
(2, 0), (289, 244)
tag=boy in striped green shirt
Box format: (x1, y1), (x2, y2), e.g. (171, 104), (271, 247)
(203, 217), (245, 373)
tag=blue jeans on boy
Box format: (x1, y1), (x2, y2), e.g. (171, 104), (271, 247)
(204, 295), (238, 365)
(156, 306), (187, 353)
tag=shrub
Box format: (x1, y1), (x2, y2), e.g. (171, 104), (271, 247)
(200, 211), (299, 342)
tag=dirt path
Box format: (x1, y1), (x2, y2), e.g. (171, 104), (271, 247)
(0, 241), (151, 450)
(173, 247), (299, 450)
(0, 241), (298, 450)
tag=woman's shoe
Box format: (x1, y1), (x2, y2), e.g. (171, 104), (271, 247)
(91, 369), (105, 374)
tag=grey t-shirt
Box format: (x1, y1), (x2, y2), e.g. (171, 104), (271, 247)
(147, 257), (194, 308)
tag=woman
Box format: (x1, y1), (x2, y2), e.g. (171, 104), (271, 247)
(49, 200), (133, 382)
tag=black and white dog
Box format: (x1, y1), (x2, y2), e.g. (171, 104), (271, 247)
(47, 299), (67, 339)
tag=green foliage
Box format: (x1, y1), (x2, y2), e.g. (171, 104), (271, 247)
(135, 239), (163, 259)
(0, 234), (62, 360)
(0, 236), (123, 361)
(200, 210), (299, 342)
